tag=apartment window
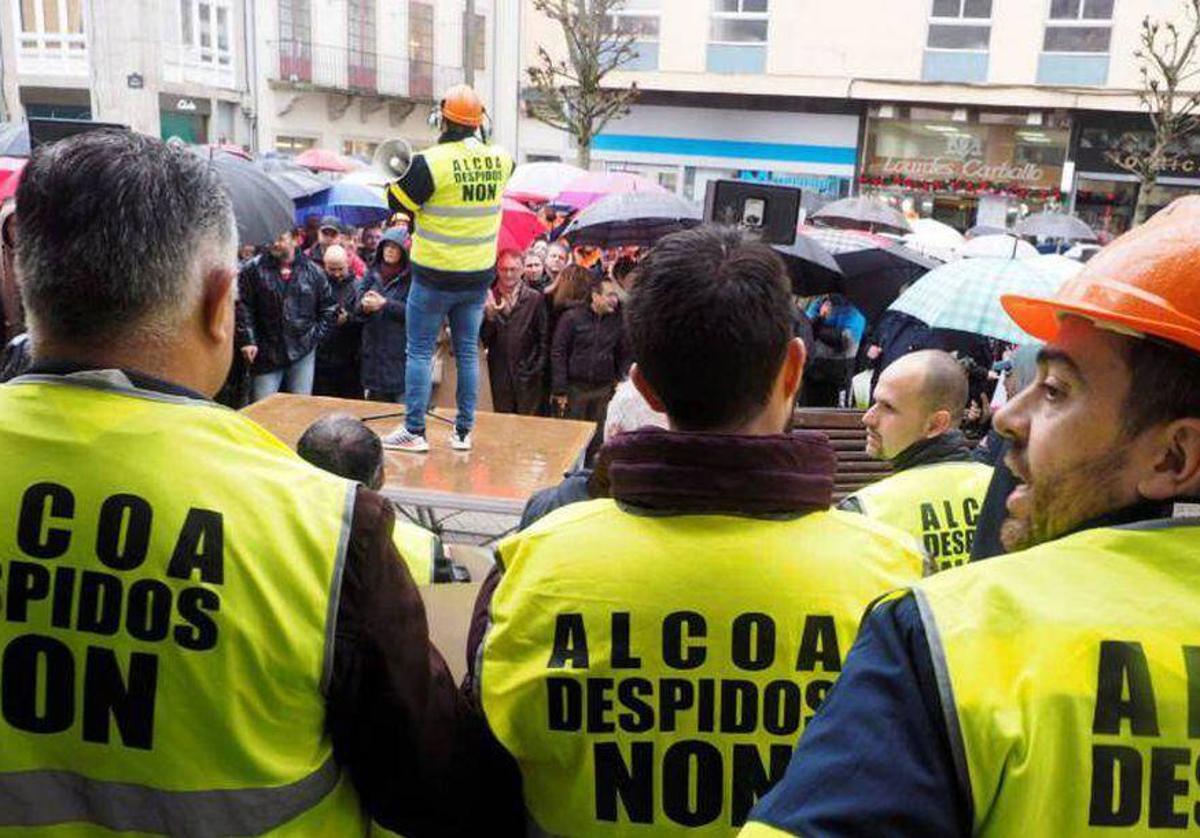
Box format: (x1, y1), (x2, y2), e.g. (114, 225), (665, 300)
(278, 0), (312, 81)
(409, 1), (434, 98)
(1044, 0), (1113, 52)
(922, 0), (991, 82)
(708, 0), (767, 73)
(17, 0), (85, 51)
(180, 0), (232, 66)
(348, 0), (377, 90)
(605, 0), (660, 70)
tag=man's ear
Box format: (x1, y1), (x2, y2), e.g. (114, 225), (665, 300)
(925, 408), (953, 438)
(203, 267), (236, 344)
(1136, 418), (1200, 501)
(630, 363), (667, 414)
(779, 337), (806, 402)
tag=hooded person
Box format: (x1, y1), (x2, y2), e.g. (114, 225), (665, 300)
(357, 228), (412, 403)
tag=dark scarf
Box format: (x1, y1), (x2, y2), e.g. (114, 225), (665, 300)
(590, 427), (835, 517)
(377, 259), (405, 284)
(891, 430), (973, 473)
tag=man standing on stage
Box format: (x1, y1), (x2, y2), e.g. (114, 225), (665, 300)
(382, 85), (514, 453)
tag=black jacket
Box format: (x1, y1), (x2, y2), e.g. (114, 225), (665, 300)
(358, 232), (413, 394)
(316, 274), (364, 373)
(236, 251), (337, 373)
(550, 304), (630, 393)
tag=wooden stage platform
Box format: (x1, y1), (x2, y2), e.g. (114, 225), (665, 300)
(242, 394), (595, 519)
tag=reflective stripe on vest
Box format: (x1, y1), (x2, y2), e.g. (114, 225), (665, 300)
(916, 520), (1200, 835)
(845, 461), (992, 572)
(410, 138), (513, 274)
(480, 499), (925, 835)
(393, 518), (438, 585)
(0, 375), (366, 836)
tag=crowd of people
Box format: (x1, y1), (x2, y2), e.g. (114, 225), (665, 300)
(7, 128), (1200, 838)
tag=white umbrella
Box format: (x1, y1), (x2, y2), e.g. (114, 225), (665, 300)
(960, 234), (1038, 260)
(1023, 253), (1085, 283)
(904, 218), (965, 262)
(1015, 211), (1097, 242)
(506, 161), (587, 204)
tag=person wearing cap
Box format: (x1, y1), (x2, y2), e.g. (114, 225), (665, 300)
(382, 84), (514, 453)
(743, 197), (1200, 836)
(840, 349), (993, 572)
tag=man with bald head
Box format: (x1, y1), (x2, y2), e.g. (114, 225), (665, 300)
(841, 349), (993, 571)
(314, 243), (364, 398)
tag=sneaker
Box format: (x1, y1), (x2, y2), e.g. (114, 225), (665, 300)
(450, 429), (473, 451)
(381, 427), (429, 453)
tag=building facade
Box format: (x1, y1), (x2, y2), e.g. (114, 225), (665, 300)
(519, 0), (1200, 234)
(0, 0), (521, 158)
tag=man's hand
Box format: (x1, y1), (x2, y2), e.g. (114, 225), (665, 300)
(360, 290), (386, 314)
(241, 345), (258, 364)
(484, 293), (500, 321)
(867, 344), (882, 361)
(336, 309), (349, 326)
(819, 300), (833, 319)
(552, 394), (569, 416)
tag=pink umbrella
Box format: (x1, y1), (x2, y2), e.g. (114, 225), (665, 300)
(555, 171), (667, 211)
(497, 197), (545, 254)
(0, 157), (26, 203)
(294, 148), (362, 173)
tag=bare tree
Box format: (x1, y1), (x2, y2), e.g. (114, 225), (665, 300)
(1109, 0), (1200, 224)
(526, 0), (640, 170)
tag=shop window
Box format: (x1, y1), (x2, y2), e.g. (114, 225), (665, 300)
(708, 0), (768, 74)
(1038, 0), (1111, 85)
(409, 1), (434, 98)
(278, 0), (312, 82)
(923, 0), (991, 83)
(179, 0), (233, 67)
(343, 139), (380, 160)
(605, 1), (660, 71)
(276, 135), (317, 154)
(348, 0), (377, 91)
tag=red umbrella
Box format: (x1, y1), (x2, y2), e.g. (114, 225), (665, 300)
(294, 148), (362, 173)
(497, 197), (545, 253)
(0, 157), (27, 203)
(555, 171), (667, 211)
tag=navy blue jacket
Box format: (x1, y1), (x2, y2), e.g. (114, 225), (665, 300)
(358, 231), (412, 394)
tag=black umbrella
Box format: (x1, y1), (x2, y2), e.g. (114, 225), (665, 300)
(265, 166), (332, 200)
(561, 191), (701, 248)
(189, 146), (294, 247)
(0, 123), (30, 157)
(772, 236), (843, 296)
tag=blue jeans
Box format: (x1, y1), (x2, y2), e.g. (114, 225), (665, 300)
(404, 280), (488, 435)
(251, 349), (316, 402)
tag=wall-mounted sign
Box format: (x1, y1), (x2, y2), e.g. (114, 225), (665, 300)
(126, 73), (144, 89)
(176, 99), (197, 112)
(158, 94), (211, 116)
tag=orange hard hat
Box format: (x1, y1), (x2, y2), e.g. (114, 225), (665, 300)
(1002, 196), (1200, 355)
(441, 84), (485, 128)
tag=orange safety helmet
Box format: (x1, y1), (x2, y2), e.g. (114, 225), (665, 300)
(1002, 196), (1200, 355)
(440, 84), (485, 128)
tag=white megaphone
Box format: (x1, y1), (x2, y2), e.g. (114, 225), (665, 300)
(372, 138), (413, 182)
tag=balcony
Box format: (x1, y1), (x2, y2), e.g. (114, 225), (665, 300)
(162, 42), (237, 90)
(266, 41), (465, 102)
(13, 30), (88, 78)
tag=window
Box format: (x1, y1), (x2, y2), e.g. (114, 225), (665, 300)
(926, 0), (992, 50)
(343, 139), (380, 159)
(409, 1), (434, 98)
(276, 135), (316, 154)
(710, 0), (768, 44)
(1044, 0), (1113, 52)
(348, 0), (377, 90)
(178, 0), (232, 66)
(605, 1), (660, 70)
(278, 0), (312, 81)
(17, 0), (85, 50)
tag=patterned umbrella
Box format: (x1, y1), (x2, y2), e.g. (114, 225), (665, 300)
(554, 171), (667, 211)
(812, 196), (912, 235)
(888, 257), (1074, 344)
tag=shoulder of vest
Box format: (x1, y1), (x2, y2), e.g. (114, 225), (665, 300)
(820, 507), (928, 555)
(501, 498), (618, 546)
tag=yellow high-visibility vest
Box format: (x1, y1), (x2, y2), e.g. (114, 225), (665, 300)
(916, 520), (1200, 835)
(389, 138), (513, 275)
(393, 516), (439, 585)
(0, 374), (365, 835)
(843, 461), (993, 571)
(480, 498), (925, 835)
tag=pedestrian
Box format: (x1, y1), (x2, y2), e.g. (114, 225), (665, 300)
(545, 263), (591, 347)
(381, 84), (514, 453)
(467, 226), (924, 835)
(550, 274), (629, 424)
(841, 349), (993, 571)
(297, 414), (444, 584)
(482, 248), (548, 415)
(305, 214), (342, 265)
(237, 228), (337, 401)
(522, 249), (547, 292)
(744, 196), (1200, 837)
(540, 239), (570, 295)
(0, 129), (506, 836)
(312, 244), (364, 400)
(358, 228), (412, 403)
(801, 294), (865, 407)
(359, 223), (382, 267)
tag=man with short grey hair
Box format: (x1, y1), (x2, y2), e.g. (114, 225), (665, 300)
(0, 131), (509, 835)
(314, 244), (364, 399)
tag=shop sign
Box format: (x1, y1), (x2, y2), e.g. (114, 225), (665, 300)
(176, 99), (198, 112)
(1075, 118), (1200, 178)
(873, 157), (1048, 185)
